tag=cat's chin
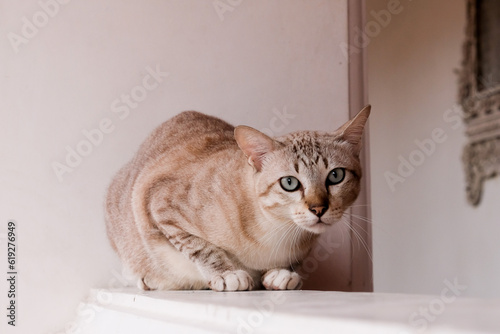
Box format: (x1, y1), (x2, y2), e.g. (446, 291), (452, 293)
(297, 219), (332, 234)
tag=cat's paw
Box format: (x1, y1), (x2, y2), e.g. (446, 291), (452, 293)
(262, 269), (302, 290)
(209, 270), (254, 292)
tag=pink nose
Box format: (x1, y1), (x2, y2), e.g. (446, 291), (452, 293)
(309, 205), (327, 217)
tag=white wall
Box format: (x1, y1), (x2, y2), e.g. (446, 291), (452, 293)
(0, 1), (349, 333)
(368, 0), (500, 298)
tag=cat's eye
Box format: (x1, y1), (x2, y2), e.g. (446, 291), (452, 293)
(280, 176), (301, 192)
(327, 168), (345, 186)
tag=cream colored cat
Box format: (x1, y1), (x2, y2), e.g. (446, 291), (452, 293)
(105, 106), (370, 291)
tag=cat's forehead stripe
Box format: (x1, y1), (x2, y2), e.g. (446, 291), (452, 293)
(289, 133), (329, 170)
(322, 156), (329, 169)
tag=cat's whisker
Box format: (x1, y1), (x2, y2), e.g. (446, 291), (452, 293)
(258, 221), (286, 242)
(280, 224), (298, 265)
(339, 215), (352, 243)
(343, 220), (374, 286)
(348, 212), (394, 237)
(342, 211), (371, 229)
(341, 213), (370, 243)
(268, 223), (296, 266)
(288, 225), (302, 256)
(260, 221), (291, 246)
(349, 203), (372, 208)
(340, 218), (373, 265)
(341, 212), (392, 271)
(352, 229), (373, 265)
(289, 225), (303, 267)
(350, 213), (375, 225)
(334, 220), (347, 247)
(286, 226), (296, 266)
(348, 218), (371, 237)
(242, 222), (288, 257)
(286, 227), (296, 267)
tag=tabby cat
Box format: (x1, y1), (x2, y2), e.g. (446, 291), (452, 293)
(105, 106), (370, 291)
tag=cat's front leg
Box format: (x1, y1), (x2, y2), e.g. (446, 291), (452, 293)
(158, 222), (254, 291)
(262, 268), (303, 290)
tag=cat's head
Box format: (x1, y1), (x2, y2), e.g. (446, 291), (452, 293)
(235, 105), (370, 234)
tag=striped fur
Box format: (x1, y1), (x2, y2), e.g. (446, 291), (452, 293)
(105, 106), (370, 291)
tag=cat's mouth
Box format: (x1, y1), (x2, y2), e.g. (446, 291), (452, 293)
(316, 219), (333, 227)
(300, 218), (332, 234)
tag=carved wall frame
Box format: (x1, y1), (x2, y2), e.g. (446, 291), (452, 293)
(459, 0), (500, 206)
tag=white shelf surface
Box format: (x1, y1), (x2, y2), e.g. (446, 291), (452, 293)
(74, 288), (500, 334)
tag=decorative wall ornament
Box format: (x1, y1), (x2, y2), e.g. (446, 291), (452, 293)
(459, 0), (500, 206)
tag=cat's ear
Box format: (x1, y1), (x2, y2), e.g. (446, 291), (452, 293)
(234, 126), (279, 172)
(334, 105), (371, 153)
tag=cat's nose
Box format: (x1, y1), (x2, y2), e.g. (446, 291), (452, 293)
(309, 205), (328, 217)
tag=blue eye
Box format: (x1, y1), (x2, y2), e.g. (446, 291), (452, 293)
(327, 168), (345, 185)
(280, 176), (300, 191)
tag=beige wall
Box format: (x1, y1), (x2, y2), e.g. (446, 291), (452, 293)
(0, 1), (351, 333)
(367, 0), (500, 298)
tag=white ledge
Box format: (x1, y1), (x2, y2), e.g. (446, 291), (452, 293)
(73, 288), (500, 334)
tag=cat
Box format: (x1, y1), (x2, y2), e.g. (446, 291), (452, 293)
(105, 105), (370, 291)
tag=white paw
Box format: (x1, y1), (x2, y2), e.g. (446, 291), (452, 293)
(262, 269), (302, 290)
(209, 270), (254, 292)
